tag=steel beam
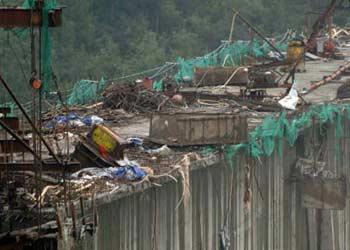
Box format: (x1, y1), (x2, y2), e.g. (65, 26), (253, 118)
(0, 161), (81, 173)
(0, 75), (62, 166)
(0, 7), (62, 28)
(232, 8), (285, 59)
(0, 118), (42, 162)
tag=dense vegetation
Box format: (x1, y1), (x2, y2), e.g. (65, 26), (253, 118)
(0, 0), (349, 103)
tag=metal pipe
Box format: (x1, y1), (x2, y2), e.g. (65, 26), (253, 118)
(232, 8), (285, 59)
(304, 62), (350, 94)
(0, 75), (62, 165)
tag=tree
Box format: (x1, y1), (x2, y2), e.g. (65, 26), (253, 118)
(0, 0), (348, 103)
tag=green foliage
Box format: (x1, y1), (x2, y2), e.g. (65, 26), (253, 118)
(0, 0), (349, 103)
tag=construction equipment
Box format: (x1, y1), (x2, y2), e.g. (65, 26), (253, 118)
(73, 125), (128, 168)
(285, 0), (338, 83)
(307, 0), (337, 53)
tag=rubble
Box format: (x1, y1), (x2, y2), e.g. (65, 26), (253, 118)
(2, 7), (350, 246)
(102, 82), (181, 113)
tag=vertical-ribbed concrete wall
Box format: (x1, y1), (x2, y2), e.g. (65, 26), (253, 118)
(70, 120), (350, 250)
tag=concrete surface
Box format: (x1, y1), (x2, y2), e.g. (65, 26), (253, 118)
(112, 116), (150, 138)
(295, 48), (350, 104)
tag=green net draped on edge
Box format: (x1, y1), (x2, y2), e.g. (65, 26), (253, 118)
(223, 103), (348, 168)
(174, 39), (288, 83)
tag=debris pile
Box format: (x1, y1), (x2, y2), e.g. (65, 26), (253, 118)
(103, 82), (181, 113)
(44, 113), (104, 130)
(42, 104), (136, 129)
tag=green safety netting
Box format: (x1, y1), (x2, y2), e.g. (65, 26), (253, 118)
(0, 103), (17, 117)
(50, 32), (291, 105)
(223, 103), (349, 168)
(152, 79), (163, 91)
(66, 78), (106, 106)
(61, 30), (293, 105)
(174, 39), (289, 83)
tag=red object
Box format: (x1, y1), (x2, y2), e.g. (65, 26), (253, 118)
(0, 7), (62, 28)
(98, 145), (109, 159)
(142, 77), (153, 89)
(31, 79), (42, 89)
(324, 39), (335, 54)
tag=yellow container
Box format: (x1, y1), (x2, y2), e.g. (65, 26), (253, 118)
(91, 125), (118, 153)
(286, 41), (305, 72)
(287, 41), (305, 63)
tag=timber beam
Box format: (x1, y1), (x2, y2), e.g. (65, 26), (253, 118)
(0, 7), (62, 28)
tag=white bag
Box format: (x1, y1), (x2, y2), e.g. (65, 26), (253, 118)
(278, 82), (299, 110)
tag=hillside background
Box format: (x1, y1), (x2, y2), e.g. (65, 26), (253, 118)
(0, 0), (349, 103)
